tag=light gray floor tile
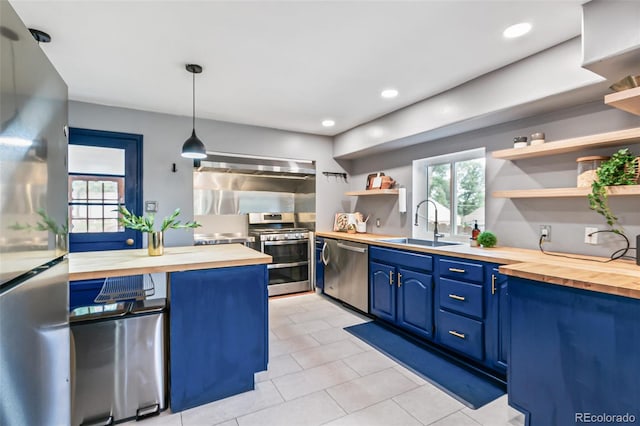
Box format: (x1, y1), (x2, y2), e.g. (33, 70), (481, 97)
(255, 353), (303, 383)
(430, 411), (481, 426)
(272, 359), (359, 401)
(268, 314), (294, 329)
(137, 411), (183, 426)
(214, 419), (239, 426)
(393, 365), (428, 386)
(342, 349), (397, 376)
(236, 391), (346, 426)
(393, 383), (466, 425)
(272, 319), (332, 340)
(310, 327), (352, 345)
(269, 333), (320, 357)
(291, 339), (365, 369)
(461, 395), (524, 426)
(322, 399), (422, 426)
(325, 313), (369, 328)
(288, 307), (345, 324)
(181, 381), (283, 426)
(327, 368), (418, 413)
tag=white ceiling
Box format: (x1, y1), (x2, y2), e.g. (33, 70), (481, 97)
(10, 0), (587, 136)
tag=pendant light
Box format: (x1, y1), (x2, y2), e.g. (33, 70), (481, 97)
(181, 64), (207, 159)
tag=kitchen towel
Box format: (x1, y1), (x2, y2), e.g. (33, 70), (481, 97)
(344, 320), (506, 409)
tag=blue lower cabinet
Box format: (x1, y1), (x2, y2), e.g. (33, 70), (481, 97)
(485, 267), (509, 373)
(369, 247), (434, 339)
(396, 268), (434, 339)
(169, 265), (268, 412)
(315, 238), (324, 291)
(508, 276), (640, 425)
(436, 309), (483, 361)
(69, 279), (105, 310)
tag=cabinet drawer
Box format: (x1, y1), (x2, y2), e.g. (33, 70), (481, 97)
(439, 278), (483, 319)
(438, 258), (484, 283)
(370, 246), (433, 272)
(437, 309), (483, 361)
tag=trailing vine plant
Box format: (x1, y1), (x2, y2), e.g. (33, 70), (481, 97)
(587, 148), (637, 234)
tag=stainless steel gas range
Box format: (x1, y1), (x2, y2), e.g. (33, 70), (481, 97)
(249, 213), (311, 296)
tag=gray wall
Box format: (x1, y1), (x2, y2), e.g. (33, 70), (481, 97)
(69, 101), (349, 247)
(346, 101), (640, 258)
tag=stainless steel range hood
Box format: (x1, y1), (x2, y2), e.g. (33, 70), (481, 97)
(582, 0), (640, 84)
(195, 151), (316, 177)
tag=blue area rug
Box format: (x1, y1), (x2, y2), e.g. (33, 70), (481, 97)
(344, 321), (506, 409)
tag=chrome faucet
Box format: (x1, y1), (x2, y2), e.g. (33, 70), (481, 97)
(415, 199), (445, 244)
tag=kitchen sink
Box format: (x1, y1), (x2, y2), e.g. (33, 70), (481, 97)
(377, 237), (462, 247)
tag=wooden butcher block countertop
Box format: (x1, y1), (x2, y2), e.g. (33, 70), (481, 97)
(316, 231), (640, 299)
(69, 244), (272, 281)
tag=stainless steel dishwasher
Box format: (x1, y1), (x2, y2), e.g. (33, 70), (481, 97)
(322, 238), (369, 312)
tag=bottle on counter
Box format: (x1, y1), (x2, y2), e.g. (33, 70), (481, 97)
(472, 220), (481, 240)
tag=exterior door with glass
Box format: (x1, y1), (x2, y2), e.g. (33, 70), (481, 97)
(68, 128), (142, 253)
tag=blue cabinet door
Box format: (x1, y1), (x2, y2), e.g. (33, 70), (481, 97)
(485, 267), (509, 373)
(396, 268), (433, 339)
(315, 238), (324, 291)
(370, 261), (396, 322)
(169, 265), (268, 412)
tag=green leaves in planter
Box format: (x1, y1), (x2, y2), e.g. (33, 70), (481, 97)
(587, 148), (637, 234)
(477, 231), (497, 248)
(117, 206), (201, 233)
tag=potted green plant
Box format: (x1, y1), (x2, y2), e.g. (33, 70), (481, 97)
(477, 231), (497, 248)
(117, 206), (201, 256)
(588, 148), (638, 234)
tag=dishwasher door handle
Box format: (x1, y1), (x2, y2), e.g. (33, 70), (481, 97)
(336, 242), (367, 253)
(321, 242), (329, 265)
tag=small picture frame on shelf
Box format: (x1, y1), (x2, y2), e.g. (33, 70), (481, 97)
(366, 172), (385, 190)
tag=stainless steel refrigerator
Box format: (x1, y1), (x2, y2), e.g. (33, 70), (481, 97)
(1, 1), (70, 424)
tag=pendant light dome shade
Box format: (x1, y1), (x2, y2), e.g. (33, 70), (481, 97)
(181, 64), (207, 159)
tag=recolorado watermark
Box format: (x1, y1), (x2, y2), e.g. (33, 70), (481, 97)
(575, 412), (637, 423)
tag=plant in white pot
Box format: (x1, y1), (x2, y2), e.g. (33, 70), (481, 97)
(117, 206), (201, 256)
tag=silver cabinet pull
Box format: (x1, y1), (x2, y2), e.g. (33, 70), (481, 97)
(449, 330), (466, 339)
(448, 267), (465, 273)
(448, 294), (465, 301)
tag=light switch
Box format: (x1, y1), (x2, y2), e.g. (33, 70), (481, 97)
(145, 201), (158, 213)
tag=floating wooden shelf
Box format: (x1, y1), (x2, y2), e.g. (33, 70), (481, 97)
(493, 185), (640, 199)
(492, 127), (640, 160)
(345, 189), (399, 196)
(605, 87), (640, 116)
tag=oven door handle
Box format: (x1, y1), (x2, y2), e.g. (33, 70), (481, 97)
(268, 261), (309, 269)
(321, 242), (329, 266)
(263, 239), (308, 246)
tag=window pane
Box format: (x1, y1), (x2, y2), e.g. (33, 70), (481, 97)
(71, 219), (87, 233)
(71, 180), (87, 201)
(103, 181), (119, 200)
(88, 219), (103, 232)
(455, 158), (485, 236)
(88, 205), (103, 218)
(427, 164), (451, 235)
(70, 205), (87, 219)
(68, 145), (125, 175)
(88, 181), (103, 201)
(103, 219), (120, 232)
(104, 206), (118, 218)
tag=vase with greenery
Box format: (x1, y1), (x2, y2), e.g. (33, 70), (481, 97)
(117, 206), (201, 256)
(588, 148), (638, 234)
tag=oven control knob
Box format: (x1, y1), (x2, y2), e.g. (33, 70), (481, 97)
(295, 233), (301, 239)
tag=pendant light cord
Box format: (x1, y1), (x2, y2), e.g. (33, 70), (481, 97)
(192, 70), (196, 130)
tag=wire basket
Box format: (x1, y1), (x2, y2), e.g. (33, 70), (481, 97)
(94, 274), (155, 304)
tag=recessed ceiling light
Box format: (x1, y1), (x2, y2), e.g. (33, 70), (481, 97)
(380, 89), (398, 99)
(322, 119), (335, 127)
(503, 22), (532, 39)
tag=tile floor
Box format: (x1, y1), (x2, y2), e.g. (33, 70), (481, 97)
(132, 292), (525, 426)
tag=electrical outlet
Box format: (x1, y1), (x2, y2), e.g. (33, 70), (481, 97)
(540, 225), (551, 242)
(585, 227), (598, 244)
